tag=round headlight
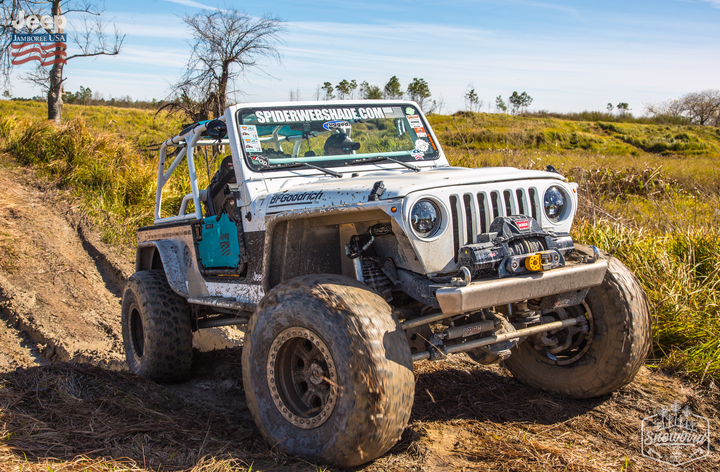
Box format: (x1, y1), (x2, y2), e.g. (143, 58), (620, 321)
(410, 199), (440, 238)
(544, 186), (566, 222)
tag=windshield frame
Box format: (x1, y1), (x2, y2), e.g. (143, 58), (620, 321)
(234, 101), (439, 173)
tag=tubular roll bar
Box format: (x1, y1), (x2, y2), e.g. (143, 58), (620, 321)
(153, 118), (230, 224)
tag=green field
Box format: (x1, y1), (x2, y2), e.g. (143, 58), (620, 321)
(1, 100), (718, 386)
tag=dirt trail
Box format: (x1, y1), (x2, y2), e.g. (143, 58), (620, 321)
(0, 158), (717, 471)
(0, 161), (132, 370)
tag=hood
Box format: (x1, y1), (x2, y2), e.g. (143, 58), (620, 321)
(261, 166), (564, 213)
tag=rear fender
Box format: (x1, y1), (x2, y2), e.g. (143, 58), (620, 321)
(136, 241), (189, 297)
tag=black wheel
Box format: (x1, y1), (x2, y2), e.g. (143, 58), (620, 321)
(121, 270), (193, 381)
(504, 256), (652, 399)
(242, 274), (414, 468)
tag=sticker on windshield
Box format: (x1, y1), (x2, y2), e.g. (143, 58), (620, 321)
(323, 120), (350, 130)
(240, 125), (262, 153)
(251, 155), (268, 166)
(411, 149), (425, 160)
(382, 106), (404, 118)
(414, 139), (430, 153)
(405, 107), (414, 115)
(407, 115), (425, 135)
(407, 114), (422, 125)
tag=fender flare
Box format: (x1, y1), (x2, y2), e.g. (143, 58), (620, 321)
(136, 241), (189, 297)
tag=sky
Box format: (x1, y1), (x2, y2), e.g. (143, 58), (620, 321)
(6, 0), (720, 114)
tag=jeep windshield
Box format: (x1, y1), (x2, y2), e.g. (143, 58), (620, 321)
(236, 103), (438, 171)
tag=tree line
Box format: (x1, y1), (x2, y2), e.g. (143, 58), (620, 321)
(299, 76), (435, 113)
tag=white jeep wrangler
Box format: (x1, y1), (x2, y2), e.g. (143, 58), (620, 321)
(122, 100), (651, 467)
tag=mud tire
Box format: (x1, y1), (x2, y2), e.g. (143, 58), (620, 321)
(242, 274), (414, 468)
(504, 257), (652, 399)
(121, 270), (193, 381)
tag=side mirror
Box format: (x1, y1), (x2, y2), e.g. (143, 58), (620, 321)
(206, 120), (227, 140)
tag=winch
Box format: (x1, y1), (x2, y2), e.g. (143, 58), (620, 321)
(459, 216), (575, 278)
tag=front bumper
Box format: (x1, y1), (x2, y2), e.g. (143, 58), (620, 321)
(435, 258), (608, 315)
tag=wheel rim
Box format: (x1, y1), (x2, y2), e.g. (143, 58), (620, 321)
(528, 301), (594, 366)
(267, 327), (338, 429)
(130, 307), (144, 358)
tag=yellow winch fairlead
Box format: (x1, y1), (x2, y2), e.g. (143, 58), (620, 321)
(524, 252), (553, 272)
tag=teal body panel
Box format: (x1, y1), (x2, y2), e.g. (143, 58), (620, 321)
(197, 213), (240, 269)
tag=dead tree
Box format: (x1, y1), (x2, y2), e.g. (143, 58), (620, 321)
(165, 7), (285, 122)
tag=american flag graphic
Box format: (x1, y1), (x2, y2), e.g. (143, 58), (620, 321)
(11, 40), (66, 66)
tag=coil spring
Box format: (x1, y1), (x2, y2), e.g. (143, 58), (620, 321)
(362, 259), (393, 302)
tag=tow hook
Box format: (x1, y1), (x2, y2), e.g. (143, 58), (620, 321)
(450, 266), (472, 287)
(581, 245), (600, 264)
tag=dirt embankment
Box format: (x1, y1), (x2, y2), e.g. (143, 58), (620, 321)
(0, 159), (718, 471)
(0, 163), (131, 370)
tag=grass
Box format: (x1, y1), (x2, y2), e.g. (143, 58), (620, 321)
(431, 112), (720, 191)
(0, 101), (719, 386)
(576, 221), (720, 383)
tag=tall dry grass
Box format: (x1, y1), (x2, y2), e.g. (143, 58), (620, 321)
(575, 221), (720, 384)
(0, 115), (215, 249)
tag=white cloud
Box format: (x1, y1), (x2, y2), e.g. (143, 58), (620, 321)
(161, 0), (212, 9)
(699, 0), (720, 7)
(505, 0), (584, 21)
(105, 45), (188, 68)
(160, 0), (226, 11)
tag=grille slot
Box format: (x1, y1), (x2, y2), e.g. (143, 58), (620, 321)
(477, 192), (488, 233)
(516, 189), (526, 215)
(490, 191), (500, 218)
(449, 195), (460, 262)
(503, 190), (514, 215)
(529, 188), (539, 221)
(463, 193), (474, 244)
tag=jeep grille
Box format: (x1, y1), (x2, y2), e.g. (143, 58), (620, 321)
(448, 187), (540, 262)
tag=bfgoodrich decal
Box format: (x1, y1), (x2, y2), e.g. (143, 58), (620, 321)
(269, 191), (324, 207)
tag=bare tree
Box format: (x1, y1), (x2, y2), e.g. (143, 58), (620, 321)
(645, 90), (720, 126)
(0, 0), (124, 122)
(680, 90), (720, 125)
(288, 86), (301, 101)
(644, 99), (685, 119)
(166, 7), (285, 122)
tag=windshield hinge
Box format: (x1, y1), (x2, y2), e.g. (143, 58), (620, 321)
(368, 181), (386, 202)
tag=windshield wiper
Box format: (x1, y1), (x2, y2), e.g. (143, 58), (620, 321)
(259, 161), (343, 178)
(344, 156), (420, 172)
